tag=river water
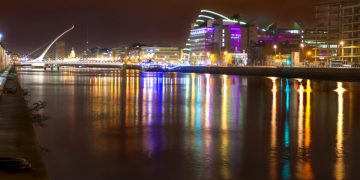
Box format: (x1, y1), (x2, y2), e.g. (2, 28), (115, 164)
(18, 68), (360, 180)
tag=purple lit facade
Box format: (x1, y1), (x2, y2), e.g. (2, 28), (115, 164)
(227, 24), (242, 53)
(188, 23), (244, 64)
(257, 29), (303, 46)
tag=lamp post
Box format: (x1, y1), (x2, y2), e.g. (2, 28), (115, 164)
(206, 52), (210, 65)
(273, 45), (277, 65)
(340, 41), (344, 63)
(224, 51), (228, 66)
(300, 43), (304, 67)
(306, 51), (311, 66)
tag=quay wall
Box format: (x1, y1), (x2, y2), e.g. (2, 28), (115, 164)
(153, 66), (360, 81)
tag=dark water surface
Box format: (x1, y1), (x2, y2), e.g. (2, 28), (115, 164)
(18, 68), (360, 180)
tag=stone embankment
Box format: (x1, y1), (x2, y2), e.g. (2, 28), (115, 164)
(0, 67), (48, 179)
(153, 66), (360, 81)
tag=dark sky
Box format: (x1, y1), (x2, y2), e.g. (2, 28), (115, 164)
(0, 0), (316, 55)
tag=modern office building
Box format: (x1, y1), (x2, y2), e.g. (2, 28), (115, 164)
(310, 1), (342, 62)
(341, 1), (360, 63)
(303, 0), (360, 64)
(186, 10), (249, 65)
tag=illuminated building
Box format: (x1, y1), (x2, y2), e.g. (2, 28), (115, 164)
(257, 22), (304, 47)
(302, 0), (360, 64)
(68, 47), (76, 59)
(307, 1), (342, 62)
(112, 46), (129, 62)
(250, 22), (304, 65)
(186, 10), (249, 65)
(89, 47), (112, 59)
(129, 44), (180, 64)
(0, 44), (10, 69)
(341, 2), (360, 63)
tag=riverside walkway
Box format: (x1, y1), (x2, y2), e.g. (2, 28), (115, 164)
(0, 67), (48, 179)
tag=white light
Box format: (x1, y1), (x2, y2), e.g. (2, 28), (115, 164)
(199, 15), (214, 20)
(0, 33), (3, 42)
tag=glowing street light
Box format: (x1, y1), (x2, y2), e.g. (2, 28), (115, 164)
(0, 33), (3, 42)
(300, 43), (305, 65)
(339, 41), (344, 62)
(340, 41), (344, 46)
(273, 45), (278, 62)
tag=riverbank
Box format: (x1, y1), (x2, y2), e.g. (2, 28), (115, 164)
(148, 66), (360, 82)
(0, 68), (48, 179)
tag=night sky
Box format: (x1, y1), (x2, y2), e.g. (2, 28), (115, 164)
(0, 0), (316, 55)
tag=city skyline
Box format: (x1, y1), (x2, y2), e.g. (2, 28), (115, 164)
(0, 0), (315, 54)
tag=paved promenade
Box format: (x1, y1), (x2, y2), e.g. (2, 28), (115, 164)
(0, 68), (48, 179)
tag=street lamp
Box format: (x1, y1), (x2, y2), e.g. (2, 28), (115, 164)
(273, 45), (277, 64)
(306, 51), (311, 65)
(300, 43), (305, 66)
(339, 41), (344, 63)
(206, 52), (210, 65)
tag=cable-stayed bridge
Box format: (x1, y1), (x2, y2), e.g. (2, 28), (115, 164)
(20, 26), (125, 68)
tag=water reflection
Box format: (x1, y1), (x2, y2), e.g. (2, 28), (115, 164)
(296, 79), (313, 179)
(334, 82), (346, 180)
(269, 77), (278, 179)
(17, 68), (360, 180)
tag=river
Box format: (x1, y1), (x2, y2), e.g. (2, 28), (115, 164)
(18, 67), (360, 179)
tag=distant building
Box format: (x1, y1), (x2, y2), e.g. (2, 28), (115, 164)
(68, 47), (76, 59)
(129, 44), (180, 64)
(55, 41), (66, 60)
(89, 47), (112, 59)
(112, 46), (129, 62)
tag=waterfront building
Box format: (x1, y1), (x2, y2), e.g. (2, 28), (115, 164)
(341, 1), (360, 63)
(129, 44), (180, 64)
(141, 45), (180, 64)
(112, 46), (129, 62)
(257, 22), (304, 48)
(89, 47), (112, 60)
(0, 44), (10, 69)
(307, 1), (342, 63)
(247, 22), (304, 65)
(303, 0), (360, 64)
(55, 41), (66, 60)
(186, 10), (249, 65)
(128, 44), (145, 63)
